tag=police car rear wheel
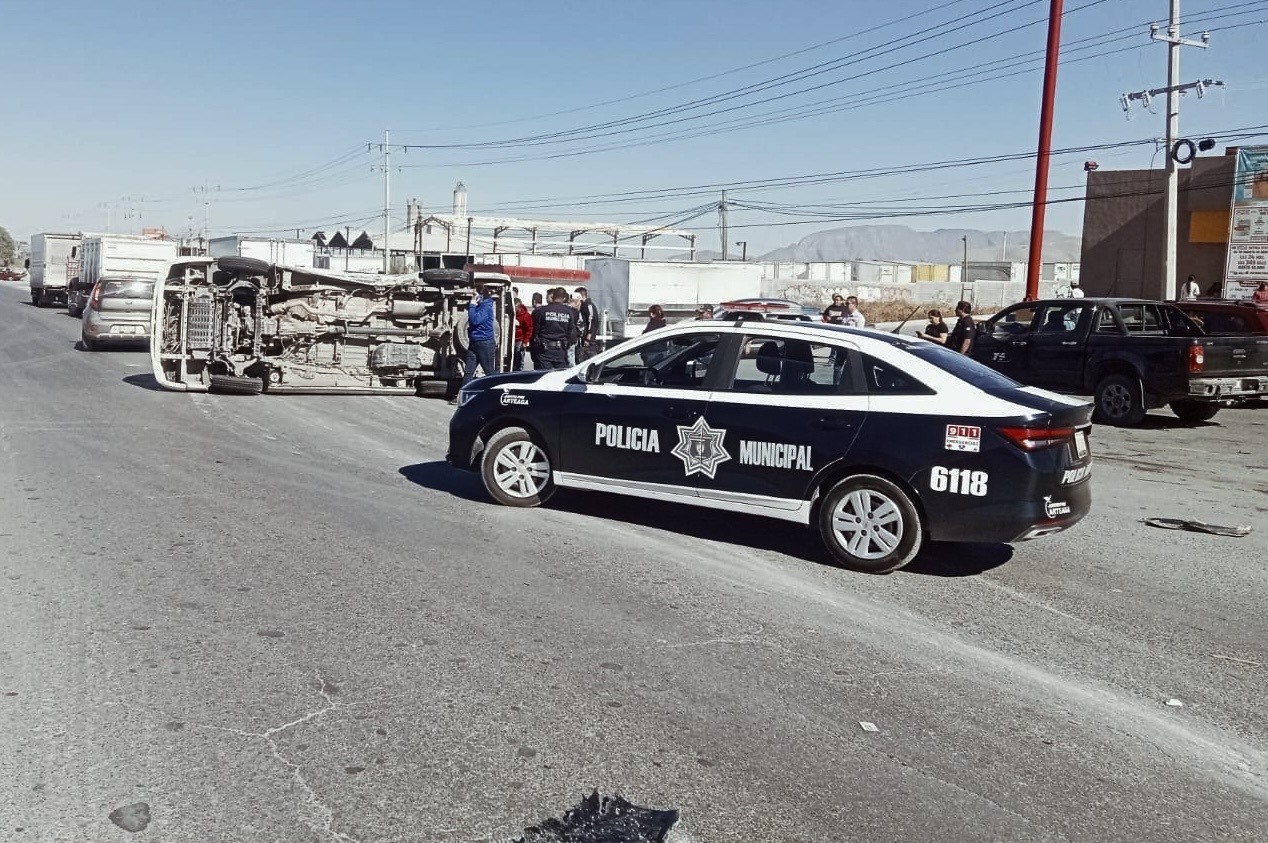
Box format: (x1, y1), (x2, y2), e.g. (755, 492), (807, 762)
(817, 474), (923, 574)
(481, 427), (555, 507)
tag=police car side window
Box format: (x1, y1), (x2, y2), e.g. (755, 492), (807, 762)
(726, 337), (861, 395)
(597, 332), (720, 389)
(861, 354), (934, 395)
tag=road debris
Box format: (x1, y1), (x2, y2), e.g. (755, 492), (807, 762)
(1165, 698), (1185, 708)
(108, 802), (151, 833)
(859, 721), (880, 732)
(1142, 518), (1251, 537)
(515, 791), (679, 843)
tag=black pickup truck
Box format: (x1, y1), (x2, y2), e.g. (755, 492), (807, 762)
(969, 298), (1268, 425)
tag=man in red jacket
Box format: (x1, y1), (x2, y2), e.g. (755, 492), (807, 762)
(513, 298), (534, 371)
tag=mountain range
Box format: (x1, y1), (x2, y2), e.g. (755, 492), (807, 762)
(686, 224), (1081, 264)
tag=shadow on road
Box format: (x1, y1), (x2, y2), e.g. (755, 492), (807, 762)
(902, 541), (1012, 577)
(123, 373), (165, 391)
(402, 460), (1016, 575)
(399, 461), (487, 503)
(1135, 412), (1218, 431)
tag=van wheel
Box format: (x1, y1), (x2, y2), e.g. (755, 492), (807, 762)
(216, 256), (270, 276)
(816, 474), (923, 574)
(208, 374), (264, 395)
(1170, 400), (1219, 424)
(480, 427), (555, 507)
(1093, 374), (1147, 426)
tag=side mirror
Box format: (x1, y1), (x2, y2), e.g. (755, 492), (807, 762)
(584, 362), (602, 384)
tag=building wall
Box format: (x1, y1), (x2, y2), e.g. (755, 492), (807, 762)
(1080, 156), (1234, 300)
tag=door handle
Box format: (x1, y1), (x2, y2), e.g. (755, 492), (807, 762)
(664, 406), (699, 423)
(812, 416), (853, 431)
(1061, 340), (1078, 346)
(1009, 340), (1028, 346)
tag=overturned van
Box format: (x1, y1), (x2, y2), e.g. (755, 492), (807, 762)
(150, 256), (512, 395)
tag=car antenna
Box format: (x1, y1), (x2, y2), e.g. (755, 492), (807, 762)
(891, 303), (923, 334)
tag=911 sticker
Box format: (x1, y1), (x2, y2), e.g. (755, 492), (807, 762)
(944, 424), (981, 453)
(930, 466), (988, 497)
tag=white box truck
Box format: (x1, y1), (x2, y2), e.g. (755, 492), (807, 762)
(585, 258), (764, 337)
(67, 235), (179, 316)
(209, 236), (316, 269)
(27, 232), (82, 307)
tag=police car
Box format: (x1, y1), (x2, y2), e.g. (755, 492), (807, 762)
(446, 316), (1093, 573)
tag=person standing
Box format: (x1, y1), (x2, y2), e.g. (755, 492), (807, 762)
(1253, 281), (1268, 304)
(947, 300), (976, 354)
(1069, 280), (1085, 298)
(531, 291), (544, 310)
(917, 309), (949, 343)
(643, 304), (667, 333)
(822, 294), (849, 323)
(843, 295), (866, 328)
(530, 287), (579, 370)
(695, 304), (715, 320)
(575, 286), (601, 362)
(1182, 274), (1201, 301)
(456, 286), (498, 398)
(512, 297), (533, 371)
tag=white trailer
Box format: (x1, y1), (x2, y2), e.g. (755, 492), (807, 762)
(584, 258), (764, 337)
(27, 232), (82, 307)
(67, 235), (178, 316)
(209, 236), (316, 269)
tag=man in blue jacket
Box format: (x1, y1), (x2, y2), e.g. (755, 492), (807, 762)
(459, 286), (499, 392)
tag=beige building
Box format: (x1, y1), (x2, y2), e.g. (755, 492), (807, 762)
(1080, 152), (1236, 300)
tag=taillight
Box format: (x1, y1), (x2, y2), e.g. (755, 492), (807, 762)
(88, 285), (104, 312)
(1189, 344), (1204, 373)
(997, 426), (1074, 451)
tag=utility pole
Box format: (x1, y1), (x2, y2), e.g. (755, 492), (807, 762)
(1024, 0), (1064, 302)
(962, 235), (969, 286)
(194, 183), (219, 245)
(1124, 3), (1213, 300)
(383, 128), (391, 274)
(736, 241), (748, 261)
(719, 191), (729, 261)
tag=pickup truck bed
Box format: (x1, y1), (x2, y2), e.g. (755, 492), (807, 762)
(970, 298), (1268, 425)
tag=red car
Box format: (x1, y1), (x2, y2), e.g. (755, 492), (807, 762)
(0, 267), (26, 282)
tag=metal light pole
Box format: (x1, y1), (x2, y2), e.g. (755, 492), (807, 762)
(382, 128), (391, 274)
(962, 235), (969, 286)
(735, 241), (748, 261)
(1025, 0), (1064, 302)
(465, 216), (474, 260)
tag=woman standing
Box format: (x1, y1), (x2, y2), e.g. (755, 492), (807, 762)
(643, 304), (667, 333)
(917, 309), (949, 343)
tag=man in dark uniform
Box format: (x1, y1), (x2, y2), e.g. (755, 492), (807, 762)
(531, 287), (579, 370)
(575, 286), (601, 362)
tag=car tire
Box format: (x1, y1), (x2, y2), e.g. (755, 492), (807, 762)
(216, 256), (270, 276)
(81, 332), (98, 351)
(208, 374), (264, 395)
(480, 427), (555, 507)
(816, 474), (924, 574)
(1093, 374), (1147, 426)
(1170, 400), (1220, 424)
(422, 268), (471, 287)
(31, 291), (41, 306)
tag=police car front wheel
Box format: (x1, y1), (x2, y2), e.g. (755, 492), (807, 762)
(816, 474), (923, 574)
(481, 427), (556, 507)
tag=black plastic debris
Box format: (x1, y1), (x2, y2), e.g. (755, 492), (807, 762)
(1143, 518), (1251, 537)
(108, 802), (151, 833)
(515, 790), (679, 843)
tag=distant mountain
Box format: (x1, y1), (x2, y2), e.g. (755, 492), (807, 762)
(758, 224), (1081, 264)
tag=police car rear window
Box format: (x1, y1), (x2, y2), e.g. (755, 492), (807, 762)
(903, 341), (1023, 390)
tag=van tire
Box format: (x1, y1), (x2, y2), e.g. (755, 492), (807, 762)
(208, 374), (264, 395)
(422, 268), (470, 286)
(216, 256), (270, 276)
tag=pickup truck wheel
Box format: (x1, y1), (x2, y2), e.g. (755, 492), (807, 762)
(208, 374), (264, 395)
(1170, 400), (1220, 424)
(1094, 374), (1147, 426)
(30, 291), (40, 306)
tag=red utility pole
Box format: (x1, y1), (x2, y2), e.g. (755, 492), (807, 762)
(1025, 0), (1064, 302)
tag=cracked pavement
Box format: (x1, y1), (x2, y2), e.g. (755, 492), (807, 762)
(0, 280), (1266, 841)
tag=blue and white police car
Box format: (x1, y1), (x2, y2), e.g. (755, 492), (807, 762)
(446, 316), (1093, 573)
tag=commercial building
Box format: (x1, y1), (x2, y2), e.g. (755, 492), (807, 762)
(1080, 151), (1237, 300)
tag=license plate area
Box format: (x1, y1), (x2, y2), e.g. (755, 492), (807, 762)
(1071, 428), (1089, 461)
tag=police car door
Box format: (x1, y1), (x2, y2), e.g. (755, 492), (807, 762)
(698, 332), (866, 510)
(558, 329), (723, 494)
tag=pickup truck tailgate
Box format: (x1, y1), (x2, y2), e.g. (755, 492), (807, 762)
(1191, 336), (1268, 398)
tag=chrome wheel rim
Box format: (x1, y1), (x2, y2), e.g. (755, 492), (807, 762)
(831, 489), (902, 560)
(1101, 383), (1131, 418)
(492, 441), (549, 498)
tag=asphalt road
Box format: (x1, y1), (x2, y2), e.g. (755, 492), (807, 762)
(1, 278), (1266, 843)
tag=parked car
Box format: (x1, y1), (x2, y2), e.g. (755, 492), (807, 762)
(448, 316), (1093, 574)
(970, 298), (1268, 425)
(1174, 300), (1268, 335)
(0, 267), (26, 282)
(711, 298), (814, 322)
(81, 278), (155, 351)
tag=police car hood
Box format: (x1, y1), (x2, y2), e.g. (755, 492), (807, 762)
(468, 370), (556, 390)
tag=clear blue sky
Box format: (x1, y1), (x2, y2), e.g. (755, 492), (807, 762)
(3, 0), (1266, 255)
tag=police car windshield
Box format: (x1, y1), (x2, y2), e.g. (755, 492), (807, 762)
(902, 341), (1022, 390)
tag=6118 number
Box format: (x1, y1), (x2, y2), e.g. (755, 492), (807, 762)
(930, 466), (988, 497)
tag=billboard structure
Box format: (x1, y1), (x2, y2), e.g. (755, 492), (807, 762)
(1223, 145), (1268, 300)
